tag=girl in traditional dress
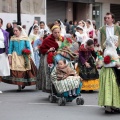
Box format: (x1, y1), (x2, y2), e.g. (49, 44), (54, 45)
(2, 25), (37, 91)
(75, 26), (88, 44)
(78, 39), (99, 91)
(98, 35), (120, 113)
(0, 18), (10, 93)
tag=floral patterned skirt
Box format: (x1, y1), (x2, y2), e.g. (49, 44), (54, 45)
(78, 56), (99, 91)
(81, 79), (99, 90)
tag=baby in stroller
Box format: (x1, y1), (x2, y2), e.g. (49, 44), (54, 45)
(50, 54), (84, 106)
(56, 59), (82, 97)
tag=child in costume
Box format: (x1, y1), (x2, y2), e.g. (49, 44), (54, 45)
(56, 59), (82, 96)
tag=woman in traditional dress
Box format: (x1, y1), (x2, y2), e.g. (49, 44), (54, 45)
(29, 24), (40, 44)
(98, 35), (120, 113)
(0, 18), (10, 93)
(29, 24), (40, 68)
(2, 25), (37, 91)
(39, 21), (51, 38)
(33, 38), (43, 69)
(78, 20), (87, 33)
(54, 19), (66, 37)
(78, 39), (99, 91)
(36, 25), (64, 92)
(86, 19), (96, 39)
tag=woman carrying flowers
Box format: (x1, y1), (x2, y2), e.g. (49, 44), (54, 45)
(36, 25), (64, 92)
(98, 35), (120, 113)
(2, 25), (37, 91)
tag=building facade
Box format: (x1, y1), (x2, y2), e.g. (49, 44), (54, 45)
(0, 0), (120, 31)
(94, 0), (120, 28)
(0, 0), (46, 32)
(47, 0), (94, 23)
(47, 0), (120, 29)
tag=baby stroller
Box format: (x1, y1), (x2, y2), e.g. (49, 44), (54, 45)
(48, 54), (84, 106)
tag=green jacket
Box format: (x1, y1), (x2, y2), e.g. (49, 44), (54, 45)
(99, 25), (120, 49)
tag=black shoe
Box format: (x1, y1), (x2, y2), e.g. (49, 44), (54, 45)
(22, 86), (25, 89)
(17, 89), (21, 92)
(112, 108), (120, 113)
(17, 85), (22, 91)
(69, 94), (72, 97)
(105, 110), (115, 114)
(73, 94), (77, 97)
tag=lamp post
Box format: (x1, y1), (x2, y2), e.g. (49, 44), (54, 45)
(17, 0), (22, 25)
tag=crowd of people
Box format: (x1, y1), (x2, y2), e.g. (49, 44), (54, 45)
(0, 12), (120, 114)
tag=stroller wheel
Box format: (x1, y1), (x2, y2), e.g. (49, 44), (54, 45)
(79, 98), (84, 105)
(48, 95), (51, 100)
(58, 98), (63, 106)
(49, 95), (54, 103)
(76, 98), (81, 105)
(62, 97), (66, 106)
(76, 98), (84, 105)
(58, 97), (66, 106)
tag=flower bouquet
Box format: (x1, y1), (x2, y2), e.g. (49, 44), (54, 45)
(104, 56), (111, 64)
(103, 55), (116, 68)
(22, 49), (31, 68)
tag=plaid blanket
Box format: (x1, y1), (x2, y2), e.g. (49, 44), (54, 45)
(51, 63), (80, 93)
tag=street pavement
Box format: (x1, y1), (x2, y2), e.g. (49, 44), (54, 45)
(0, 82), (120, 120)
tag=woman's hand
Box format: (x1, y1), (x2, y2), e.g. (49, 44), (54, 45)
(116, 62), (120, 68)
(34, 46), (38, 51)
(63, 46), (69, 51)
(85, 62), (91, 68)
(8, 56), (12, 65)
(48, 47), (55, 52)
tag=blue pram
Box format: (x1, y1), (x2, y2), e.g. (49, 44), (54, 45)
(49, 54), (84, 106)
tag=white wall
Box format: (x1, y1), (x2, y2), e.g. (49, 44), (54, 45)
(0, 13), (46, 33)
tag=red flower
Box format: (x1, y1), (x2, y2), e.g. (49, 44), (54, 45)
(66, 38), (72, 43)
(104, 56), (111, 64)
(31, 41), (34, 45)
(22, 49), (31, 55)
(22, 49), (31, 68)
(89, 31), (93, 38)
(38, 45), (41, 49)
